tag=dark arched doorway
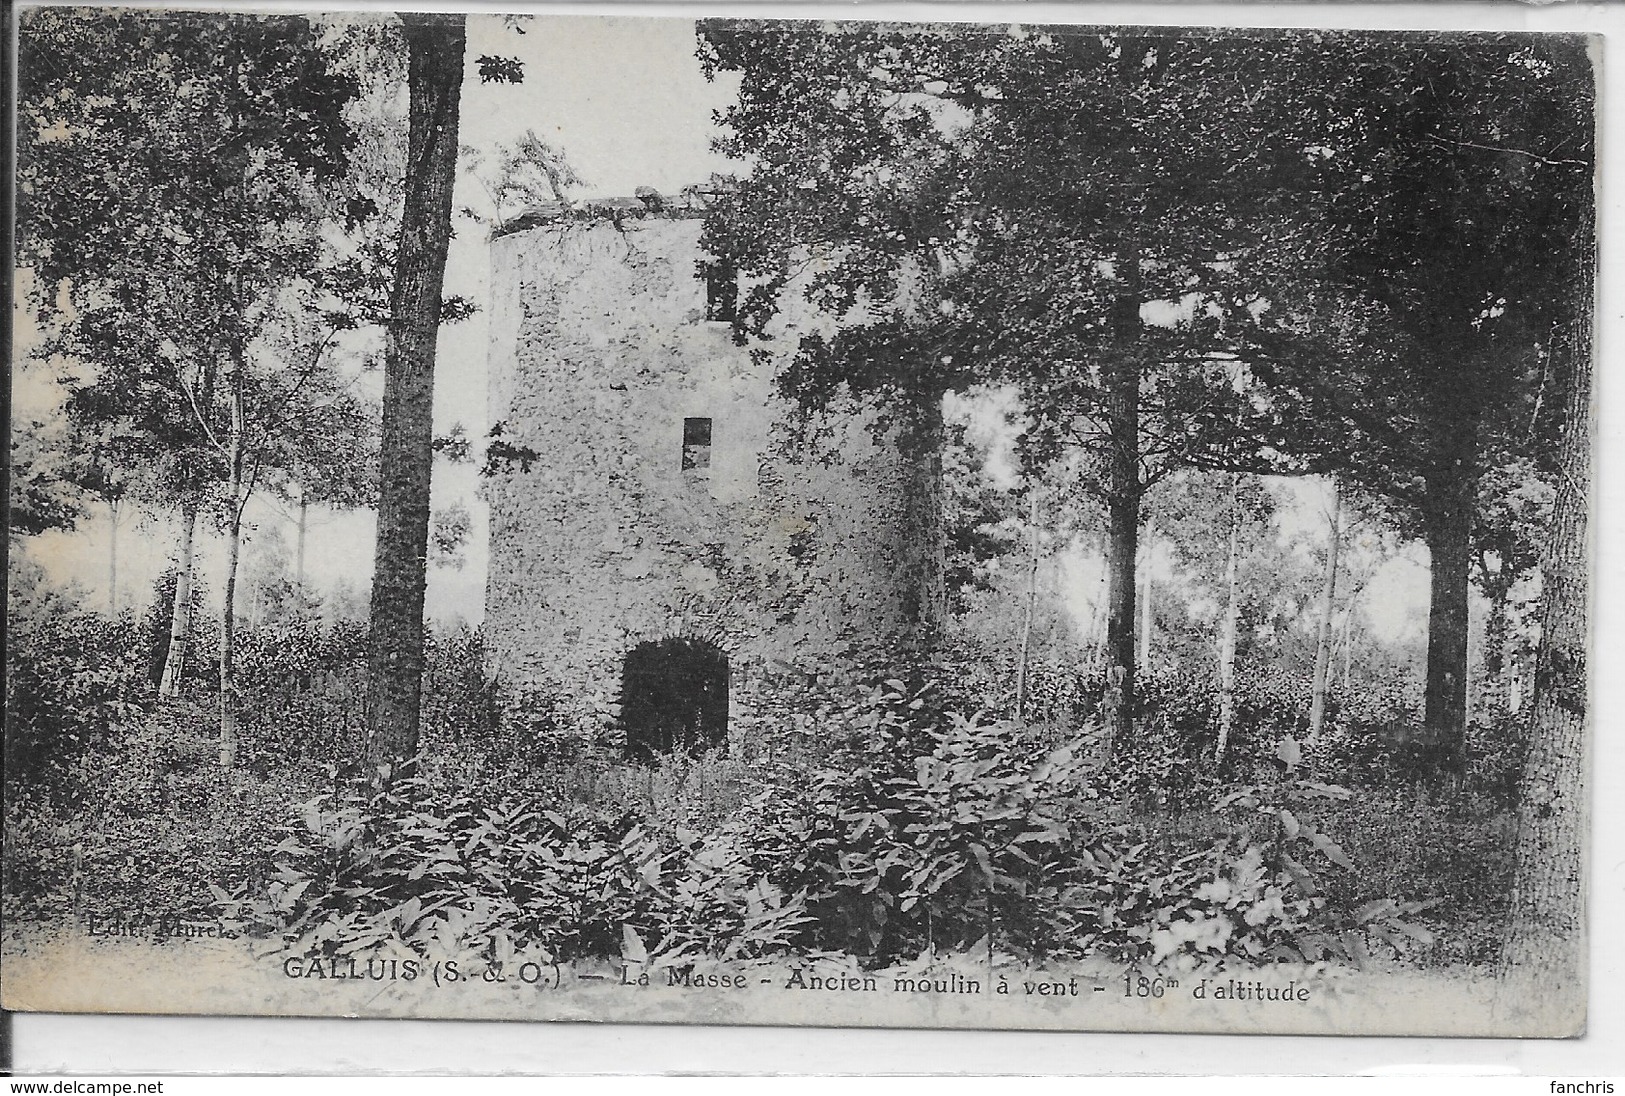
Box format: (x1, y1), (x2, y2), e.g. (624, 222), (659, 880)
(620, 638), (729, 759)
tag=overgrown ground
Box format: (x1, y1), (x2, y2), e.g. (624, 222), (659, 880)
(3, 610), (1525, 980)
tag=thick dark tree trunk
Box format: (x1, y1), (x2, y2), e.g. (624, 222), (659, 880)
(1101, 485), (1138, 756)
(1498, 314), (1589, 1028)
(1422, 468), (1474, 773)
(366, 13), (465, 766)
(897, 388), (947, 646)
(1099, 236), (1142, 758)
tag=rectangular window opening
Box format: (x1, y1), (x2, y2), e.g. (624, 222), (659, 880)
(682, 417), (712, 472)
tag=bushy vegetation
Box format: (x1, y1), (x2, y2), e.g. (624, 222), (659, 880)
(218, 771), (810, 967)
(3, 593), (1513, 976)
(186, 675), (1438, 973)
(5, 608), (148, 790)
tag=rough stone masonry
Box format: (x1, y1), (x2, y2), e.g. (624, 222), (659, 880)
(484, 206), (923, 754)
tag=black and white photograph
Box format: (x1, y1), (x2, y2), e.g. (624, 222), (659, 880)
(3, 5), (1598, 1042)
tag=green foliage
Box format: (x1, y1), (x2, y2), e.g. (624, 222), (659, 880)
(1099, 718), (1226, 817)
(1460, 715), (1531, 810)
(4, 704), (300, 924)
(1314, 792), (1514, 968)
(230, 622), (570, 776)
(474, 54), (525, 85)
(745, 680), (1092, 960)
(418, 627), (505, 748)
(4, 607), (147, 793)
(232, 620), (370, 766)
(8, 418), (90, 536)
(19, 9), (367, 515)
(1064, 834), (1317, 968)
(711, 678), (1425, 970)
(590, 750), (757, 834)
(2, 604), (1502, 975)
(416, 629), (592, 793)
(1033, 775), (1439, 971)
(219, 769), (809, 965)
(429, 503), (473, 569)
(1305, 685), (1527, 806)
(941, 410), (1021, 611)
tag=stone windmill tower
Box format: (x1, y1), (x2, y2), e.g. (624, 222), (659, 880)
(483, 197), (923, 756)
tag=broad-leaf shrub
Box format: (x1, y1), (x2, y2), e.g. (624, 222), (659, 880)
(1461, 715), (1529, 809)
(1205, 777), (1437, 964)
(1312, 791), (1513, 967)
(222, 767), (810, 964)
(727, 681), (1433, 969)
(738, 681), (1093, 960)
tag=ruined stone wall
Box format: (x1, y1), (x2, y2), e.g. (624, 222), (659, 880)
(484, 216), (920, 742)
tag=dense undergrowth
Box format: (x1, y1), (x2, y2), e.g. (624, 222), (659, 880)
(4, 607), (1520, 972)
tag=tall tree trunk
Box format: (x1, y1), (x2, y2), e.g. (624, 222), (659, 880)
(1138, 522), (1155, 671)
(158, 499), (199, 698)
(366, 13), (465, 766)
(1422, 468), (1474, 773)
(1308, 476), (1341, 738)
(1100, 434), (1139, 756)
(219, 515), (243, 766)
(1099, 236), (1142, 758)
(1214, 476), (1242, 766)
(1087, 570), (1108, 670)
(219, 352), (246, 769)
(107, 497), (120, 615)
(1498, 303), (1589, 1025)
(295, 486), (308, 590)
(1341, 592), (1354, 695)
(1096, 32), (1149, 758)
(1015, 487), (1040, 719)
(897, 388), (947, 646)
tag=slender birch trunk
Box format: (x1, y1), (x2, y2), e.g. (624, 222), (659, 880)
(158, 499), (199, 698)
(107, 497), (120, 615)
(219, 345), (247, 769)
(1308, 476), (1341, 739)
(1341, 598), (1354, 696)
(295, 486), (308, 590)
(1138, 522), (1155, 671)
(1215, 477), (1242, 765)
(1015, 487), (1040, 720)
